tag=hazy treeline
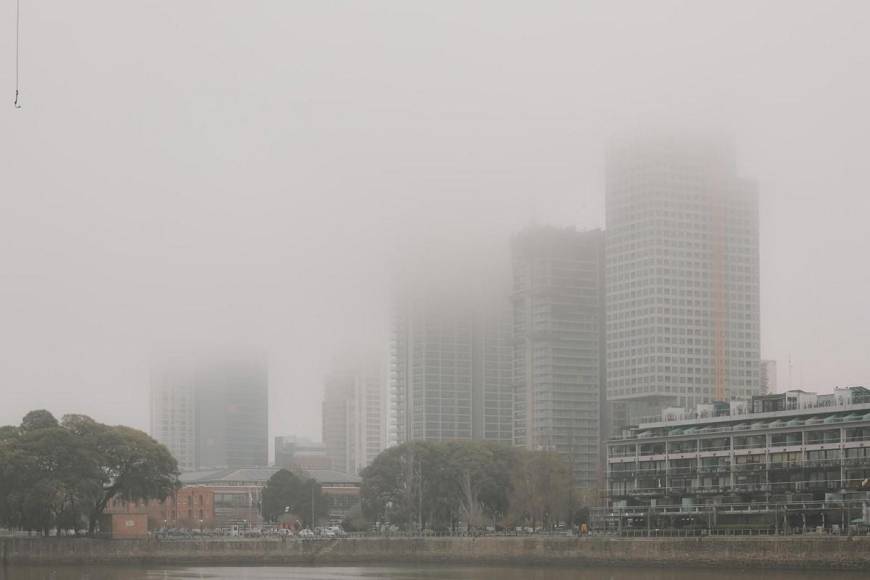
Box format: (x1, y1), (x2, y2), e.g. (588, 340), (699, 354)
(0, 410), (178, 536)
(359, 441), (581, 531)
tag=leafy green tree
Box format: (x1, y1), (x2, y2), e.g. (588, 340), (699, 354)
(0, 411), (102, 535)
(83, 424), (179, 535)
(507, 449), (571, 529)
(0, 411), (179, 536)
(0, 425), (19, 441)
(16, 424), (102, 535)
(360, 443), (413, 527)
(20, 410), (59, 433)
(361, 440), (516, 532)
(449, 441), (513, 530)
(261, 469), (327, 527)
(0, 430), (23, 529)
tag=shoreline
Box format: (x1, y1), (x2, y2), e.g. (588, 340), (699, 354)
(4, 536), (870, 571)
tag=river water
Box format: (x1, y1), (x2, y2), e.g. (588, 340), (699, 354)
(0, 566), (865, 580)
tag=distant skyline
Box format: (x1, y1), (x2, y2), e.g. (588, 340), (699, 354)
(2, 1), (869, 441)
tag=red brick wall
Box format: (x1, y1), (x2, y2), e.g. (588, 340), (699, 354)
(101, 513), (148, 538)
(105, 486), (215, 529)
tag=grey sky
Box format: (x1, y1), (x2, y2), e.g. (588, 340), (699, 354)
(1, 1), (868, 441)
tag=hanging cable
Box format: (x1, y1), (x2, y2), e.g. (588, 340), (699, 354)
(14, 0), (22, 108)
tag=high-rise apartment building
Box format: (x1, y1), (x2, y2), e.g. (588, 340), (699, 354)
(511, 226), (606, 488)
(150, 349), (269, 471)
(760, 360), (778, 395)
(322, 361), (386, 474)
(389, 278), (514, 445)
(605, 135), (761, 430)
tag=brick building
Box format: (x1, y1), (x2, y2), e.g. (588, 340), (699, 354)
(105, 486), (215, 530)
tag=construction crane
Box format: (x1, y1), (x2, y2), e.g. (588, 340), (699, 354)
(712, 196), (726, 402)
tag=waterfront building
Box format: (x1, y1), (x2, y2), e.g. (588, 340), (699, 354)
(605, 135), (761, 432)
(150, 349), (269, 470)
(322, 360), (386, 475)
(603, 386), (870, 533)
(179, 466), (361, 528)
(106, 486), (216, 530)
(511, 226), (606, 488)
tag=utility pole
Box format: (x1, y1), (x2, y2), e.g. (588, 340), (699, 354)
(417, 459), (423, 532)
(311, 484), (316, 528)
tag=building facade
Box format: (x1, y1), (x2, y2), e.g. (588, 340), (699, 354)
(389, 280), (514, 446)
(606, 135), (761, 431)
(604, 387), (870, 533)
(511, 226), (606, 488)
(106, 486), (216, 530)
(179, 466), (361, 528)
(150, 349), (269, 470)
(322, 361), (386, 474)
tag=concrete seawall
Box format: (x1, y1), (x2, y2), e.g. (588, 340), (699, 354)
(3, 536), (870, 570)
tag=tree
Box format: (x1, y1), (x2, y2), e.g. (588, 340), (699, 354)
(262, 469), (327, 527)
(341, 504), (368, 532)
(0, 411), (103, 535)
(450, 442), (513, 530)
(20, 410), (59, 433)
(0, 411), (179, 536)
(83, 424), (179, 535)
(361, 441), (516, 532)
(15, 424), (102, 535)
(360, 444), (413, 527)
(507, 449), (571, 529)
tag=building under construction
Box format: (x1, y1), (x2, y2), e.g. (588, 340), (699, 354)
(598, 387), (870, 534)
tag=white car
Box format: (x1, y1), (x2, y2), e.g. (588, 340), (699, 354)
(298, 528), (315, 538)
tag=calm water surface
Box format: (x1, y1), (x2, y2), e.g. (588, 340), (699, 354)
(0, 566), (865, 580)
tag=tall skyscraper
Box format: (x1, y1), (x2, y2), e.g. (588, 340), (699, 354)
(150, 349), (269, 470)
(322, 360), (386, 474)
(760, 360), (778, 395)
(605, 135), (761, 430)
(389, 276), (514, 445)
(511, 226), (606, 488)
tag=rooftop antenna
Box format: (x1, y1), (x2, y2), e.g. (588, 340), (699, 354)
(14, 0), (22, 109)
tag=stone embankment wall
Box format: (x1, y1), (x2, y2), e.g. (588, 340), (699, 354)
(3, 536), (870, 570)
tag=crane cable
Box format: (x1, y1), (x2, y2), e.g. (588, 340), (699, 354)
(14, 0), (21, 109)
